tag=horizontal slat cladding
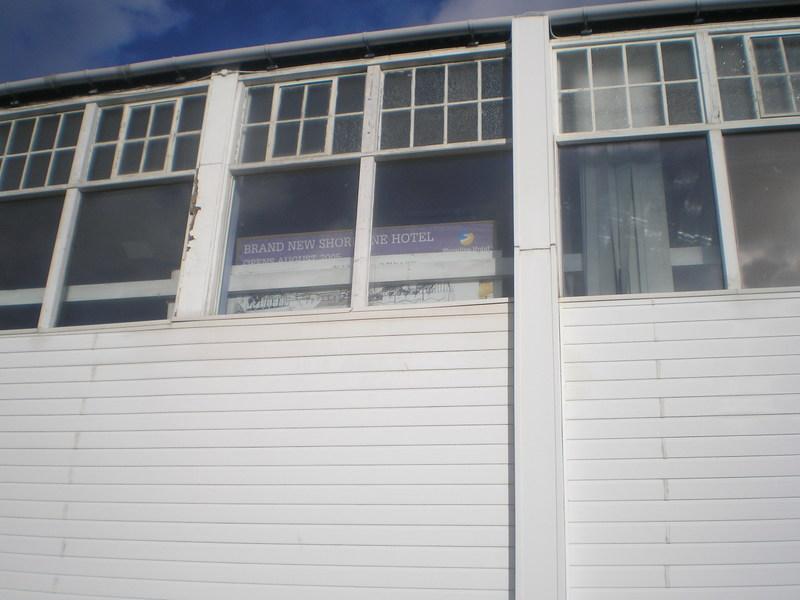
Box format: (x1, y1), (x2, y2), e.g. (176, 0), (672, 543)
(561, 292), (800, 598)
(0, 303), (512, 598)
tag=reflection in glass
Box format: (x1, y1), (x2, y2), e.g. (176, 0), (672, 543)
(560, 137), (723, 296)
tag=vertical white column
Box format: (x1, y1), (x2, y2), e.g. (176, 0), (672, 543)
(708, 128), (741, 289)
(350, 64), (381, 310)
(511, 15), (566, 600)
(38, 102), (98, 328)
(173, 69), (241, 318)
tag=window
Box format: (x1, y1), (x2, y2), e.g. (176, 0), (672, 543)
(239, 75), (366, 163)
(557, 40), (704, 133)
(714, 33), (800, 120)
(560, 137), (723, 296)
(380, 58), (511, 149)
(0, 110), (83, 191)
(87, 95), (206, 180)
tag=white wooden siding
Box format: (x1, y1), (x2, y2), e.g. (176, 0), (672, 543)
(561, 290), (800, 600)
(0, 302), (512, 600)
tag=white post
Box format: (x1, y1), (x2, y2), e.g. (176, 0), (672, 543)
(173, 69), (241, 319)
(511, 15), (566, 600)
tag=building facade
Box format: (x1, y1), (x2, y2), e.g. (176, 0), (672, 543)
(1, 0), (800, 598)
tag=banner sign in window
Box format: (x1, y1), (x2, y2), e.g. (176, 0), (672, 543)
(236, 221), (495, 265)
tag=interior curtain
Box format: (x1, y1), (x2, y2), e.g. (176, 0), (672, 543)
(578, 142), (674, 294)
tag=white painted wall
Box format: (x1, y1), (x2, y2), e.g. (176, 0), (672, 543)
(561, 290), (800, 600)
(0, 301), (513, 599)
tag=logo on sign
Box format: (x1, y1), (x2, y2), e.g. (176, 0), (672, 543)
(459, 231), (475, 247)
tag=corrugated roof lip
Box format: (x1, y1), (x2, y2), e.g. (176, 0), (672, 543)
(0, 0), (797, 101)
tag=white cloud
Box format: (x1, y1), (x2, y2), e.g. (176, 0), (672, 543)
(431, 0), (635, 22)
(0, 0), (189, 82)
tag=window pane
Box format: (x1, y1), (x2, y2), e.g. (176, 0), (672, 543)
(32, 116), (59, 151)
(482, 100), (512, 140)
(592, 46), (625, 87)
(57, 112), (83, 148)
(661, 41), (697, 81)
(448, 62), (478, 102)
(380, 111), (411, 149)
(784, 36), (800, 72)
(59, 297), (176, 327)
(561, 91), (592, 133)
(559, 137), (722, 296)
(725, 130), (800, 288)
(278, 86), (304, 120)
(369, 152), (513, 305)
(760, 75), (793, 114)
(558, 51), (589, 90)
(143, 138), (168, 172)
(753, 38), (786, 74)
(626, 45), (661, 84)
(48, 150), (74, 185)
(300, 119), (327, 154)
(332, 116), (362, 154)
(241, 125), (269, 163)
(630, 85), (665, 127)
(413, 107), (444, 146)
(87, 145), (115, 181)
(481, 59), (510, 99)
(126, 107), (151, 140)
(9, 119), (35, 154)
(383, 70), (412, 109)
(719, 77), (757, 120)
(714, 36), (749, 76)
(23, 153), (50, 188)
(594, 88), (629, 130)
(119, 141), (144, 174)
(336, 75), (366, 114)
(0, 156), (25, 190)
(178, 95), (206, 131)
(222, 165), (359, 314)
(246, 87), (273, 124)
(415, 66), (445, 105)
(305, 83), (331, 118)
(150, 103), (174, 136)
(447, 103), (478, 143)
(96, 107), (123, 142)
(273, 122), (300, 157)
(665, 83), (702, 124)
(0, 305), (42, 331)
(0, 123), (10, 154)
(172, 135), (200, 171)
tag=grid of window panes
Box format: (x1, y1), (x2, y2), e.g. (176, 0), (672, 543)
(87, 94), (206, 180)
(380, 58), (511, 150)
(239, 74), (366, 163)
(557, 40), (704, 133)
(714, 33), (800, 120)
(0, 110), (83, 191)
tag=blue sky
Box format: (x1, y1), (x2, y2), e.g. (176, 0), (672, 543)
(0, 0), (635, 84)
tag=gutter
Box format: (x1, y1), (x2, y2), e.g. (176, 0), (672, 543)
(1, 0), (798, 101)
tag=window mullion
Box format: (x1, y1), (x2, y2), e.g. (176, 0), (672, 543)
(697, 31), (723, 124)
(265, 85), (281, 160)
(110, 106), (132, 176)
(708, 128), (741, 290)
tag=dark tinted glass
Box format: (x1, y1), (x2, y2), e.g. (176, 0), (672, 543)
(336, 75), (366, 114)
(59, 296), (174, 327)
(178, 95), (206, 132)
(247, 87), (273, 124)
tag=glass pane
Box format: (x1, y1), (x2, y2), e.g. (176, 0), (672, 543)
(383, 70), (412, 109)
(561, 91), (592, 133)
(246, 87), (273, 124)
(0, 194), (63, 291)
(149, 103), (174, 136)
(380, 111), (411, 150)
(792, 75), (800, 111)
(415, 66), (445, 105)
(0, 305), (42, 331)
(760, 76), (793, 114)
(119, 141), (144, 174)
(96, 107), (123, 142)
(753, 38), (786, 74)
(482, 100), (512, 140)
(59, 297), (176, 327)
(172, 135), (201, 171)
(661, 41), (697, 81)
(336, 75), (366, 114)
(300, 119), (327, 154)
(448, 62), (478, 102)
(630, 85), (665, 127)
(0, 123), (10, 154)
(413, 107), (444, 146)
(57, 112), (83, 148)
(305, 83), (331, 118)
(143, 139), (168, 172)
(87, 145), (116, 181)
(665, 82), (702, 124)
(278, 86), (304, 120)
(713, 36), (749, 77)
(9, 119), (35, 154)
(719, 77), (757, 120)
(559, 137), (722, 296)
(725, 130), (800, 287)
(126, 107), (151, 140)
(273, 122), (300, 157)
(48, 150), (74, 185)
(241, 125), (269, 163)
(222, 165), (359, 314)
(447, 103), (478, 143)
(369, 152), (513, 305)
(481, 59), (510, 99)
(0, 156), (25, 190)
(591, 46), (625, 87)
(594, 88), (629, 130)
(178, 95), (206, 132)
(558, 50), (589, 90)
(23, 153), (50, 188)
(784, 36), (800, 72)
(626, 45), (661, 84)
(32, 115), (60, 151)
(332, 116), (362, 154)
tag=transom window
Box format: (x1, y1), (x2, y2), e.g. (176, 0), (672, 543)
(714, 33), (800, 120)
(87, 94), (206, 180)
(239, 74), (366, 163)
(379, 58), (511, 150)
(0, 110), (83, 191)
(557, 40), (704, 133)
